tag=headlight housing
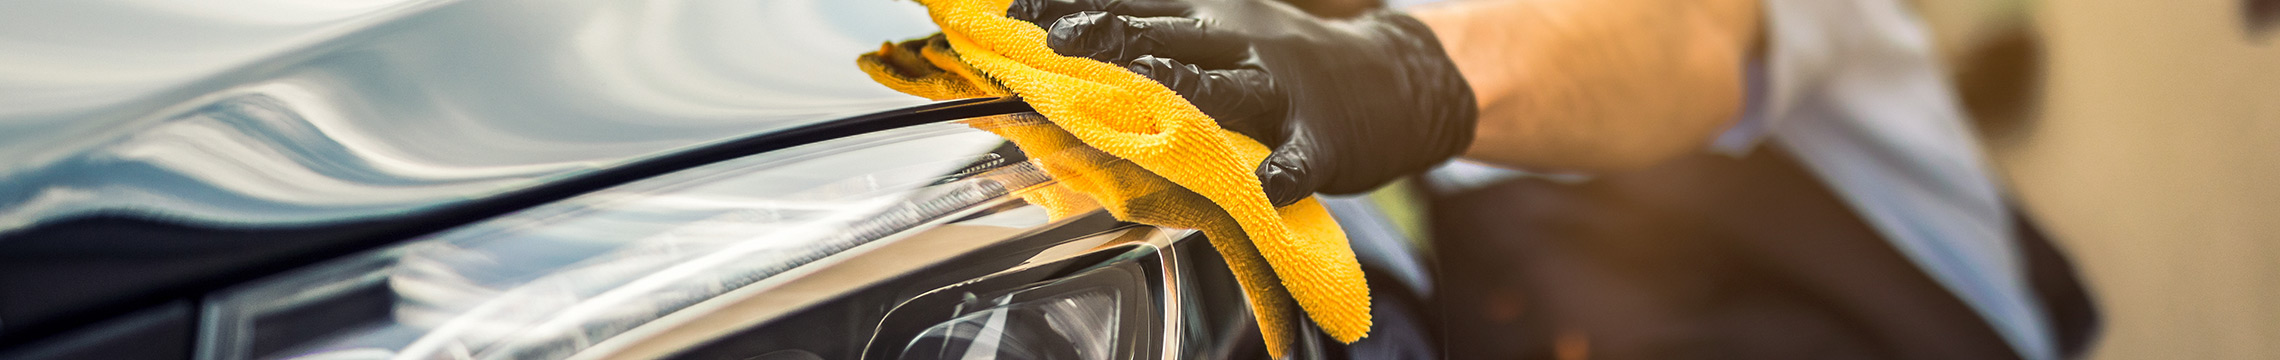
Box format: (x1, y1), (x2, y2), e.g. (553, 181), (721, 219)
(191, 117), (1264, 360)
(892, 256), (1152, 360)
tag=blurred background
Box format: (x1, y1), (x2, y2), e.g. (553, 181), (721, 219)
(1916, 0), (2279, 358)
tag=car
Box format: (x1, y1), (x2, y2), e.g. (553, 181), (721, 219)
(0, 0), (1437, 359)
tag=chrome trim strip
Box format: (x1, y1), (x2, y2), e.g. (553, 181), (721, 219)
(582, 210), (1155, 360)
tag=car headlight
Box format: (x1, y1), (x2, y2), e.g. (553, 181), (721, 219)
(895, 262), (1147, 360)
(190, 116), (1263, 360)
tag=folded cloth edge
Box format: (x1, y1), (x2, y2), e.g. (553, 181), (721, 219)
(854, 0), (1376, 354)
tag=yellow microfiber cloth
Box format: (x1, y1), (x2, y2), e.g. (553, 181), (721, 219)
(853, 0), (1372, 355)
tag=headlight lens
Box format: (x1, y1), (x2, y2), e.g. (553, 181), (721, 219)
(194, 116), (1263, 360)
(194, 121), (1049, 360)
(900, 280), (1125, 360)
(903, 288), (1122, 360)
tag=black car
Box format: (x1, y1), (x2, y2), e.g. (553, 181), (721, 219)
(0, 1), (1437, 359)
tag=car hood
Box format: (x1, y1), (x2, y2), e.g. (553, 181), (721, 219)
(0, 0), (942, 233)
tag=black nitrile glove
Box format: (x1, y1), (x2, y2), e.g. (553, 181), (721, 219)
(1009, 0), (1478, 206)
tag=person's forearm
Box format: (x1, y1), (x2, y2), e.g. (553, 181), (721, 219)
(1410, 0), (1761, 172)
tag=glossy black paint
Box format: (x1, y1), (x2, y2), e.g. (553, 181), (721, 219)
(0, 301), (194, 360)
(0, 98), (1033, 349)
(0, 0), (1442, 357)
(2, 0), (968, 346)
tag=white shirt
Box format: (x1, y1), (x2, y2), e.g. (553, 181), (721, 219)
(1411, 0), (2057, 358)
(1738, 1), (2053, 359)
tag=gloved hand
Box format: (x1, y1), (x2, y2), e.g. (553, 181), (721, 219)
(1009, 0), (1478, 206)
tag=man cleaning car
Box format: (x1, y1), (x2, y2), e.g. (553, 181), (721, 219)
(1004, 0), (2101, 358)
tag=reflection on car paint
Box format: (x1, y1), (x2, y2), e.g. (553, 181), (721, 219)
(0, 0), (945, 232)
(196, 123), (1023, 360)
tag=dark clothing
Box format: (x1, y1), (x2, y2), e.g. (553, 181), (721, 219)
(1429, 145), (2099, 359)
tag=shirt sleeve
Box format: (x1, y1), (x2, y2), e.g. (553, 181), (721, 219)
(1706, 0), (1847, 156)
(1720, 1), (2058, 359)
